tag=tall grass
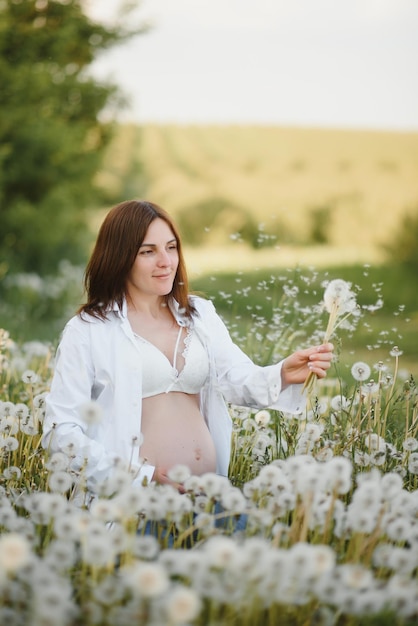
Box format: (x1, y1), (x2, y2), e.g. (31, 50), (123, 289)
(0, 269), (417, 625)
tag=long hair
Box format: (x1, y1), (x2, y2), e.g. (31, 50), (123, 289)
(78, 200), (195, 320)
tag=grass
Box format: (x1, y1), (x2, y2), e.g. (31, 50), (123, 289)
(191, 261), (418, 380)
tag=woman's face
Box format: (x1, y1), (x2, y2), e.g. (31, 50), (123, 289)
(126, 218), (179, 300)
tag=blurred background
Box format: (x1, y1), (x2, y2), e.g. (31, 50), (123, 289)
(0, 0), (417, 375)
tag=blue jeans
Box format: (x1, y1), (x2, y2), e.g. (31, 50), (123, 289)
(141, 502), (247, 548)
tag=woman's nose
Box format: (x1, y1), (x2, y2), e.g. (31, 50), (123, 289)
(157, 250), (170, 266)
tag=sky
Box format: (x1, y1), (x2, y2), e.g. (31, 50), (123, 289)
(86, 0), (418, 131)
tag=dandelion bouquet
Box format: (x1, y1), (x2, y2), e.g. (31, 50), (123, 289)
(303, 279), (357, 394)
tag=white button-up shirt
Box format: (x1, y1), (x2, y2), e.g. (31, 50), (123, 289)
(43, 296), (305, 492)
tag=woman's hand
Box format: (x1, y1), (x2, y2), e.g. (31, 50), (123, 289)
(153, 466), (186, 493)
(281, 343), (334, 386)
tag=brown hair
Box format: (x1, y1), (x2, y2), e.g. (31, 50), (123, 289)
(78, 200), (195, 320)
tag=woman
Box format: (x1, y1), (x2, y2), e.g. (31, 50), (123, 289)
(42, 200), (333, 497)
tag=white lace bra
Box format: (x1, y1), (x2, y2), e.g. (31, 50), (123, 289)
(135, 326), (210, 398)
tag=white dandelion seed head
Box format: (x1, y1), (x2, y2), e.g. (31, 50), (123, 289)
(48, 471), (73, 494)
(199, 472), (231, 498)
(79, 400), (103, 425)
(354, 450), (371, 467)
(408, 454), (418, 475)
(330, 394), (350, 411)
(2, 466), (22, 481)
(389, 345), (403, 357)
(365, 433), (386, 453)
(403, 438), (418, 452)
(315, 446), (334, 462)
(381, 472), (404, 500)
(33, 392), (48, 409)
(323, 279), (357, 315)
(254, 409), (271, 427)
(0, 416), (19, 435)
(220, 486), (247, 513)
(45, 452), (69, 472)
(164, 585), (202, 624)
(21, 369), (39, 384)
(0, 401), (16, 417)
(14, 403), (29, 419)
(0, 533), (32, 573)
(132, 534), (160, 561)
(124, 562), (170, 598)
(304, 422), (323, 442)
(1, 436), (19, 452)
(167, 464), (192, 484)
(351, 361), (371, 382)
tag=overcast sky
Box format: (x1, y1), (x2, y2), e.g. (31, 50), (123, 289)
(86, 0), (418, 130)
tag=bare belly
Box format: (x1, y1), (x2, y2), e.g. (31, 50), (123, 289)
(140, 392), (217, 475)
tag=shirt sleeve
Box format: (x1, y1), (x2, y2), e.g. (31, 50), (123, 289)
(198, 298), (306, 413)
(42, 319), (124, 491)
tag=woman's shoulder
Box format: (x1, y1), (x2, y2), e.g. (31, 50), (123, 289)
(62, 310), (112, 337)
(189, 294), (216, 316)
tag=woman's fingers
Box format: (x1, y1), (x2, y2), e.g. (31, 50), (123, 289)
(307, 343), (334, 376)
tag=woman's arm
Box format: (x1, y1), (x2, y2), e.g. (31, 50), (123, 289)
(196, 298), (333, 411)
(42, 320), (122, 490)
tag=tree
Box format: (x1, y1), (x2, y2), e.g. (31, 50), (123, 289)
(0, 0), (147, 275)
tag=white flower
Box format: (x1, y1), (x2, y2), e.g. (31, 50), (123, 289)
(324, 457), (352, 494)
(0, 533), (32, 573)
(330, 394), (350, 411)
(203, 535), (239, 568)
(164, 585), (202, 624)
(167, 464), (192, 484)
(323, 279), (357, 316)
(351, 361), (371, 382)
(220, 486), (247, 513)
(48, 471), (73, 494)
(21, 369), (39, 384)
(0, 402), (16, 417)
(403, 437), (418, 452)
(304, 422), (323, 442)
(381, 472), (404, 500)
(82, 534), (116, 567)
(2, 466), (21, 481)
(1, 436), (19, 452)
(132, 535), (160, 561)
(90, 498), (122, 523)
(408, 452), (418, 475)
(365, 433), (386, 453)
(254, 409), (271, 427)
(79, 400), (103, 425)
(0, 416), (19, 435)
(389, 345), (403, 357)
(124, 562), (170, 598)
(45, 451), (69, 472)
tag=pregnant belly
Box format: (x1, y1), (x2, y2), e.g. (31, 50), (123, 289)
(140, 392), (217, 476)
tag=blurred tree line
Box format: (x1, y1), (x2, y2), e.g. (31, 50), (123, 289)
(0, 0), (146, 277)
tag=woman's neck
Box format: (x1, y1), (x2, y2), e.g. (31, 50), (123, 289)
(127, 294), (170, 321)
